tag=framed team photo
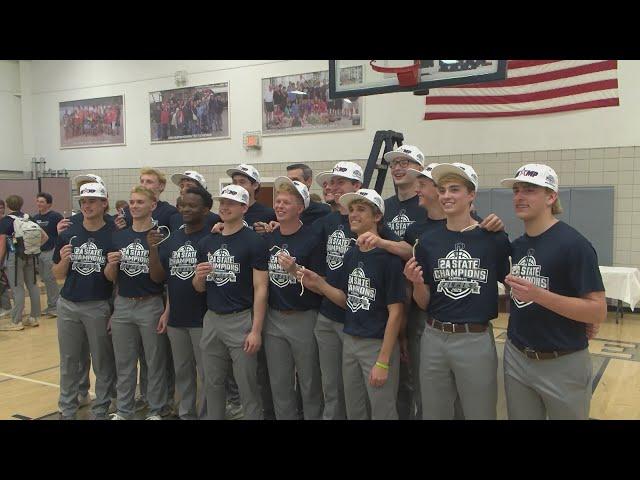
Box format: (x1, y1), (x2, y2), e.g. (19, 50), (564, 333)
(262, 69), (364, 136)
(149, 82), (229, 143)
(59, 95), (125, 149)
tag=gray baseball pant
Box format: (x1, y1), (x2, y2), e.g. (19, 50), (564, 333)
(6, 253), (41, 324)
(57, 297), (116, 418)
(200, 309), (263, 420)
(503, 339), (592, 420)
(420, 322), (497, 420)
(167, 325), (206, 419)
(111, 295), (167, 418)
(342, 334), (400, 420)
(264, 308), (323, 420)
(314, 313), (346, 420)
(38, 249), (60, 311)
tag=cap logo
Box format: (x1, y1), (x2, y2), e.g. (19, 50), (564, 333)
(240, 166), (249, 172)
(516, 168), (539, 178)
(352, 170), (362, 178)
(224, 189), (237, 196)
(545, 174), (556, 185)
(335, 166), (348, 173)
(402, 148), (412, 154)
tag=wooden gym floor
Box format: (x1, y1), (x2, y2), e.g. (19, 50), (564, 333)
(1, 288), (639, 420)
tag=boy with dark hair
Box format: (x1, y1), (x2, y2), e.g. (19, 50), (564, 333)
(34, 192), (64, 317)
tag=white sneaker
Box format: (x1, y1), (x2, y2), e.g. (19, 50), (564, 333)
(0, 321), (24, 331)
(109, 413), (127, 420)
(145, 415), (162, 420)
(23, 317), (39, 327)
(225, 402), (244, 420)
(0, 308), (11, 318)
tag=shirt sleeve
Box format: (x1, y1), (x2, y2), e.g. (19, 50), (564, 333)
(379, 224), (401, 242)
(566, 236), (605, 296)
(0, 217), (11, 236)
(196, 237), (209, 263)
(494, 232), (512, 283)
(404, 224), (417, 247)
(250, 234), (269, 271)
(307, 232), (326, 276)
(384, 255), (408, 305)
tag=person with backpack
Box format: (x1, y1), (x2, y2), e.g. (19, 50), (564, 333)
(0, 195), (49, 331)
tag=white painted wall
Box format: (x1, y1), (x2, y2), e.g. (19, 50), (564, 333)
(1, 60), (639, 172)
(0, 60), (23, 170)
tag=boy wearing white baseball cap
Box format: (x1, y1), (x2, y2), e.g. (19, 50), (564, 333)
(404, 163), (511, 420)
(262, 177), (324, 419)
(311, 162), (411, 420)
(193, 185), (268, 420)
(169, 170), (221, 232)
(301, 189), (406, 420)
(52, 182), (116, 419)
(227, 164), (276, 232)
(501, 164), (605, 420)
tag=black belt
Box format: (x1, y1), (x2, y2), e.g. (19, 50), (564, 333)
(212, 308), (250, 316)
(510, 339), (582, 361)
(427, 317), (488, 333)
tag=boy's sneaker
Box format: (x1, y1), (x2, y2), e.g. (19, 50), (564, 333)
(109, 413), (127, 420)
(145, 415), (162, 420)
(0, 308), (11, 318)
(43, 309), (57, 318)
(225, 402), (244, 420)
(23, 317), (39, 327)
(0, 321), (24, 331)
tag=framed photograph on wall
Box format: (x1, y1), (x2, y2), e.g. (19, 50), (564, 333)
(59, 95), (125, 149)
(149, 82), (229, 143)
(262, 69), (363, 136)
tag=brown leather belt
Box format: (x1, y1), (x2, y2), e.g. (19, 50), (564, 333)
(427, 317), (488, 333)
(512, 342), (579, 361)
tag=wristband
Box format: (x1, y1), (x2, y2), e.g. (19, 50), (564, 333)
(375, 361), (389, 370)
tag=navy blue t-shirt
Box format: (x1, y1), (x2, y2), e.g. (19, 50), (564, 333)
(300, 201), (331, 227)
(415, 225), (511, 324)
(112, 227), (164, 297)
(124, 200), (178, 230)
(507, 221), (605, 352)
(384, 194), (425, 240)
(53, 222), (115, 302)
(159, 226), (210, 328)
(196, 227), (269, 314)
(264, 225), (325, 311)
(336, 247), (406, 339)
(33, 210), (64, 251)
(169, 211), (221, 232)
(243, 202), (276, 230)
(313, 211), (402, 323)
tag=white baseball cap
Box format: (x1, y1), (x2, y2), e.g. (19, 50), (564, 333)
(404, 163), (439, 181)
(212, 185), (250, 205)
(226, 164), (261, 183)
(431, 162), (479, 190)
(383, 144), (425, 168)
(171, 170), (207, 190)
(75, 182), (108, 199)
(73, 174), (105, 188)
(274, 176), (310, 209)
(501, 163), (559, 192)
(338, 188), (385, 215)
(316, 161), (363, 186)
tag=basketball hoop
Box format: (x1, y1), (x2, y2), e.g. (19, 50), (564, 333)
(369, 60), (421, 87)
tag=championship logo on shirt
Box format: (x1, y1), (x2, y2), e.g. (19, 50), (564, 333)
(207, 244), (240, 285)
(169, 241), (198, 280)
(387, 209), (414, 239)
(326, 226), (354, 270)
(433, 243), (488, 300)
(268, 245), (297, 288)
(70, 238), (105, 276)
(510, 249), (549, 308)
(346, 262), (377, 312)
(119, 239), (149, 277)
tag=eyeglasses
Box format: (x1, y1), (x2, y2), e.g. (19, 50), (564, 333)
(389, 159), (412, 169)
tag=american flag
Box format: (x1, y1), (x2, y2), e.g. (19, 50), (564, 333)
(424, 60), (619, 120)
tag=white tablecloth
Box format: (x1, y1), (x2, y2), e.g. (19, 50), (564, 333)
(599, 266), (640, 311)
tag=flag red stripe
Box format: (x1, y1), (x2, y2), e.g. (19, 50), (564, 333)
(425, 79), (619, 105)
(507, 60), (559, 69)
(450, 60), (617, 89)
(424, 98), (620, 120)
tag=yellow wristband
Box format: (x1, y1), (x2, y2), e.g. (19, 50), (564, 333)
(375, 361), (389, 370)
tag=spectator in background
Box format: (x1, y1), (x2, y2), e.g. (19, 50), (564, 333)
(115, 200), (128, 216)
(0, 195), (48, 331)
(33, 193), (64, 317)
(0, 199), (12, 316)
